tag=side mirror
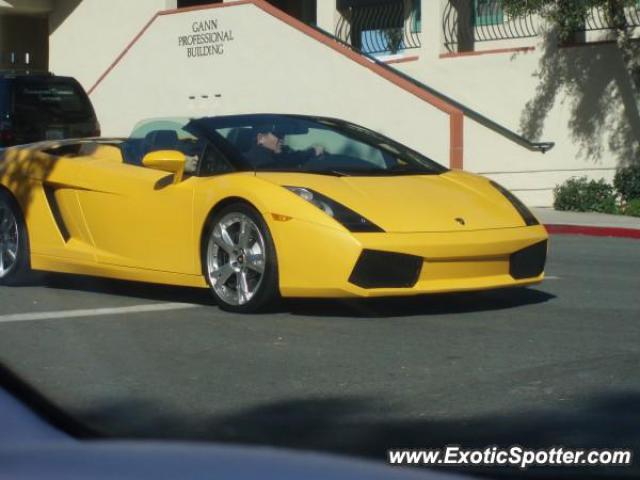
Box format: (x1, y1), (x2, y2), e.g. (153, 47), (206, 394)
(142, 150), (186, 184)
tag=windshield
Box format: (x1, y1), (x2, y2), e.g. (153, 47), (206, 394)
(187, 114), (448, 176)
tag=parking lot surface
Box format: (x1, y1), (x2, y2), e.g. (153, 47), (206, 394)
(1, 234), (639, 477)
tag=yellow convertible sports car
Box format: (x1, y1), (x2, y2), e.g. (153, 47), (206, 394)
(0, 114), (547, 312)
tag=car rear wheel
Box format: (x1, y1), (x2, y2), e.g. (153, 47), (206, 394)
(204, 203), (279, 313)
(0, 191), (30, 285)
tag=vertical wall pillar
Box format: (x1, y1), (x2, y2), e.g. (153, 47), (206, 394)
(416, 0), (443, 60)
(449, 111), (464, 169)
(316, 0), (337, 34)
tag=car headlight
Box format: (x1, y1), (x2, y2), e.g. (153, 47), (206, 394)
(490, 181), (539, 226)
(284, 186), (384, 232)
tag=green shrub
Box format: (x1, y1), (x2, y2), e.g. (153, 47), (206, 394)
(624, 198), (640, 217)
(614, 164), (640, 202)
(553, 177), (618, 213)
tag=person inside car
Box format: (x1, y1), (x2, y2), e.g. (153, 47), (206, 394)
(246, 125), (324, 168)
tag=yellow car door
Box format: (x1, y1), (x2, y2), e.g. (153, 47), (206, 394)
(73, 158), (197, 275)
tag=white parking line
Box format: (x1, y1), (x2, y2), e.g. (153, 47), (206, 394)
(545, 276), (561, 280)
(0, 303), (200, 323)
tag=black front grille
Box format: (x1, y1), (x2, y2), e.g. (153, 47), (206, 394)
(349, 250), (422, 289)
(509, 241), (547, 279)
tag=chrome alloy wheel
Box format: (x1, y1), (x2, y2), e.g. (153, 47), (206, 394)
(0, 203), (19, 279)
(206, 212), (267, 306)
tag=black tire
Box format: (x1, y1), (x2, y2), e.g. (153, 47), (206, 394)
(0, 189), (31, 286)
(202, 202), (279, 313)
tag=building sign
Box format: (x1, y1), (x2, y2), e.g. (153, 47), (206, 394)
(178, 18), (234, 58)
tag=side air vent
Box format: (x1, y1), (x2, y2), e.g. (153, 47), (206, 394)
(43, 186), (71, 242)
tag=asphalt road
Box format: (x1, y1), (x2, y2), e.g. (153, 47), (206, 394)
(1, 234), (639, 478)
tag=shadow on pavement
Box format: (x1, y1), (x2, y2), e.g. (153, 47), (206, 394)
(73, 391), (638, 480)
(20, 272), (217, 306)
(17, 271), (556, 318)
(284, 288), (555, 318)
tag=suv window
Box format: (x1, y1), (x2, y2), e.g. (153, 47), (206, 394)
(0, 78), (9, 112)
(13, 78), (94, 123)
(0, 79), (13, 145)
(0, 79), (9, 118)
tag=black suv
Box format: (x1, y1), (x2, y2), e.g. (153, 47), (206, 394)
(0, 72), (100, 147)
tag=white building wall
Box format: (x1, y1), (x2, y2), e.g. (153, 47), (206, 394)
(48, 0), (177, 89)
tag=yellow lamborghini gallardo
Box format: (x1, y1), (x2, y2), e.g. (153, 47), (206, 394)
(0, 114), (547, 312)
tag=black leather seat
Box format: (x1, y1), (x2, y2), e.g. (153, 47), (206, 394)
(143, 130), (179, 152)
(226, 128), (255, 153)
(122, 130), (180, 166)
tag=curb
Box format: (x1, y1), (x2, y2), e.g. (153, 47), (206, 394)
(545, 224), (640, 239)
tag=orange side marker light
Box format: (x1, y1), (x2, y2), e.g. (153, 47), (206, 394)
(271, 213), (292, 222)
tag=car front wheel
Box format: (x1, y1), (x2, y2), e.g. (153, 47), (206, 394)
(204, 203), (279, 313)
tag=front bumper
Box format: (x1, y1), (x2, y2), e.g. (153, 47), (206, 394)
(267, 217), (548, 298)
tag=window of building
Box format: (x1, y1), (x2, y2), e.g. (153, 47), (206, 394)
(473, 0), (504, 26)
(177, 0), (222, 7)
(336, 0), (421, 55)
(411, 0), (421, 33)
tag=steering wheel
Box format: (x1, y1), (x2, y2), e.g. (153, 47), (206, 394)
(299, 150), (328, 170)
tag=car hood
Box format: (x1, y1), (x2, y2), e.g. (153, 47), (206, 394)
(256, 171), (528, 233)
